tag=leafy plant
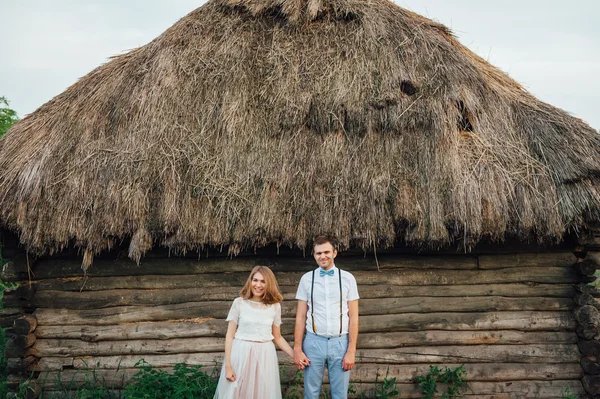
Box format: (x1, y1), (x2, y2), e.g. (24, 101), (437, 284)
(122, 360), (217, 399)
(282, 367), (303, 399)
(416, 365), (466, 399)
(373, 368), (399, 398)
(561, 386), (578, 399)
(0, 96), (19, 138)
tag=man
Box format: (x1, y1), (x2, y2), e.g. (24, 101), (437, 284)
(294, 235), (360, 399)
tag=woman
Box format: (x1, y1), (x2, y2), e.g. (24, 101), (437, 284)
(214, 266), (294, 399)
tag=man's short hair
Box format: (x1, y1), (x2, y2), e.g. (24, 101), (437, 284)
(313, 235), (338, 251)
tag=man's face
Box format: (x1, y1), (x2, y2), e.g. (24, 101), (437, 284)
(313, 242), (337, 270)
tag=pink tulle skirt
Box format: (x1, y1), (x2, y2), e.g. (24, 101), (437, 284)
(214, 339), (282, 399)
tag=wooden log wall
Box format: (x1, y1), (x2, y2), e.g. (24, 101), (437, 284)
(0, 249), (594, 398)
(576, 230), (600, 398)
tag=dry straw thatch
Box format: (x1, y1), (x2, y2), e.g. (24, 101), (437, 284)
(1, 0), (599, 266)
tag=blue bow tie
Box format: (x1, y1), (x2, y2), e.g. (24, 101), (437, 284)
(320, 269), (334, 277)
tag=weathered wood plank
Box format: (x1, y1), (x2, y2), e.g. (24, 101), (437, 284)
(356, 345), (580, 364)
(349, 363), (583, 383)
(36, 318), (577, 345)
(29, 255), (479, 280)
(11, 288), (574, 312)
(359, 283), (575, 298)
(357, 330), (577, 348)
(29, 297), (575, 323)
(30, 337), (578, 364)
(36, 356), (582, 384)
(27, 267), (582, 292)
(29, 337), (225, 357)
(464, 380), (584, 397)
(27, 279), (578, 302)
(359, 311), (576, 332)
(478, 253), (576, 269)
(34, 310), (576, 332)
(34, 302), (231, 325)
(36, 319), (224, 340)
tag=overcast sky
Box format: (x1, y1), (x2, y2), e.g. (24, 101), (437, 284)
(1, 0), (598, 128)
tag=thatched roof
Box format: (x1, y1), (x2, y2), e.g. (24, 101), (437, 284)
(1, 0), (599, 266)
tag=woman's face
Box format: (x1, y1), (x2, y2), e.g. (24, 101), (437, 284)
(251, 271), (266, 300)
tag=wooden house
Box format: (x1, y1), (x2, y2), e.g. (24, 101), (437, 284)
(1, 0), (600, 397)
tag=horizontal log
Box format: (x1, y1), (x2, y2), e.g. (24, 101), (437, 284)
(29, 255), (480, 280)
(30, 334), (580, 363)
(29, 329), (577, 360)
(28, 267), (583, 292)
(35, 357), (74, 371)
(356, 345), (580, 364)
(11, 288), (574, 312)
(30, 336), (225, 357)
(359, 311), (576, 332)
(478, 253), (576, 269)
(36, 319), (224, 340)
(28, 278), (578, 302)
(357, 330), (577, 348)
(37, 354), (582, 384)
(34, 334), (576, 360)
(34, 311), (576, 334)
(36, 317), (577, 345)
(34, 302), (232, 325)
(349, 362), (583, 383)
(359, 283), (576, 298)
(31, 297), (576, 325)
(460, 380), (584, 398)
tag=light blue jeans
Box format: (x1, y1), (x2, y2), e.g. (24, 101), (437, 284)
(303, 332), (350, 399)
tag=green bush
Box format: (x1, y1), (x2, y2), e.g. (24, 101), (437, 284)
(416, 365), (466, 399)
(121, 360), (217, 399)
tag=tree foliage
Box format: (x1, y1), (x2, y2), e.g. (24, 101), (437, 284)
(0, 96), (19, 138)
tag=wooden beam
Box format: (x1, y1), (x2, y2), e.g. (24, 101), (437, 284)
(28, 267), (583, 292)
(10, 289), (573, 312)
(478, 253), (576, 269)
(34, 310), (576, 332)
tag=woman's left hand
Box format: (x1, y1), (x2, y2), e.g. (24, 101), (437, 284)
(226, 365), (237, 382)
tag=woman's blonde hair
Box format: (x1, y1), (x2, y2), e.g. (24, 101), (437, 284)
(240, 266), (283, 305)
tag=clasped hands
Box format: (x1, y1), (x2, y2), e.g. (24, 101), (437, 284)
(294, 349), (355, 371)
(293, 349), (311, 370)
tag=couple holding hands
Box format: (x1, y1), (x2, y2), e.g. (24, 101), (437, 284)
(214, 235), (360, 399)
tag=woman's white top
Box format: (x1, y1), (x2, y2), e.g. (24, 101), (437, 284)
(226, 297), (282, 342)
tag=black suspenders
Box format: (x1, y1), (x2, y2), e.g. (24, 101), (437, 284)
(310, 268), (343, 336)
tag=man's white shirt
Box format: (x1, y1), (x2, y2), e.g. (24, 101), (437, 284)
(295, 265), (359, 337)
